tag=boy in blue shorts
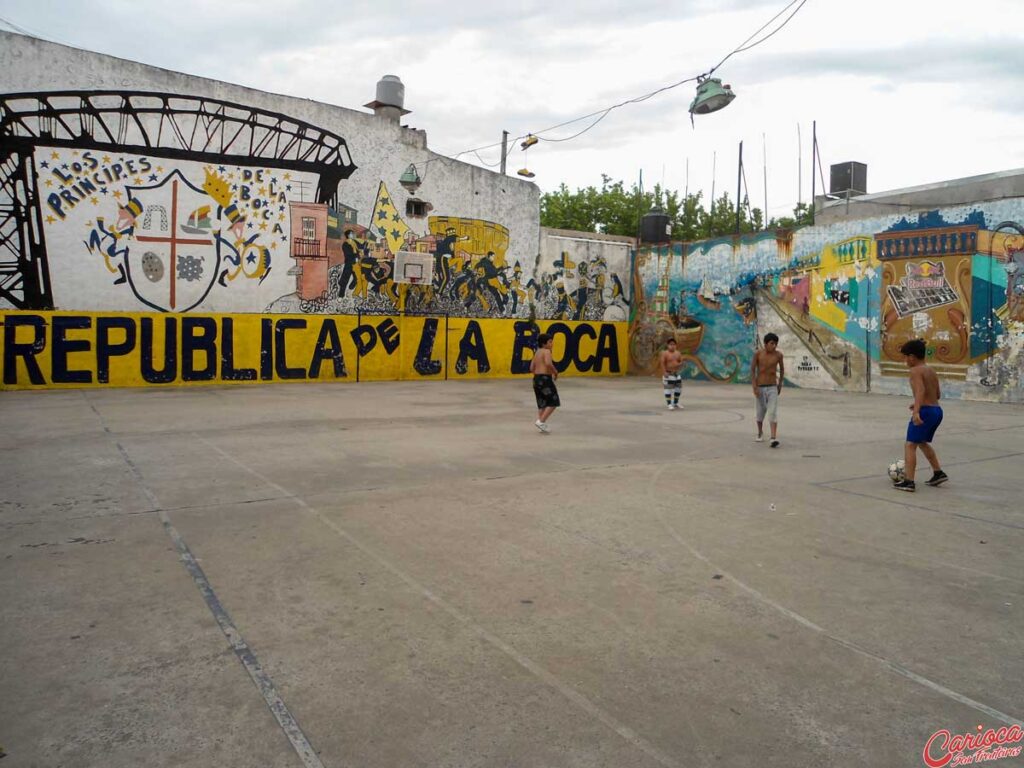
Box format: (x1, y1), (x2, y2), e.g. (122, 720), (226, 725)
(894, 339), (948, 492)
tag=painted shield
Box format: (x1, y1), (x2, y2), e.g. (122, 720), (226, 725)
(124, 170), (221, 312)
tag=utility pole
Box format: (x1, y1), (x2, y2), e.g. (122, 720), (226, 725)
(735, 141), (743, 235)
(810, 120), (816, 225)
(499, 130), (509, 175)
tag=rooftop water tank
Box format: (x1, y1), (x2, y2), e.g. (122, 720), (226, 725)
(641, 208), (671, 244)
(365, 75), (411, 121)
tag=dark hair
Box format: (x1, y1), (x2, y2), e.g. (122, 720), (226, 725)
(537, 333), (552, 346)
(900, 338), (927, 359)
(344, 229), (354, 237)
(763, 333), (779, 345)
(666, 338), (677, 345)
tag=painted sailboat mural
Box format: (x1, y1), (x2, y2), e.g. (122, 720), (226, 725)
(697, 272), (721, 310)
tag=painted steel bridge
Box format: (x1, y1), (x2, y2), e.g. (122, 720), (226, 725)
(0, 90), (358, 308)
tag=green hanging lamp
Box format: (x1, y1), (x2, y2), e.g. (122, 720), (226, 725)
(689, 77), (736, 120)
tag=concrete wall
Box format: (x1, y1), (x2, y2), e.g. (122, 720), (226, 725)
(0, 34), (632, 388)
(631, 200), (1024, 403)
(0, 32), (545, 320)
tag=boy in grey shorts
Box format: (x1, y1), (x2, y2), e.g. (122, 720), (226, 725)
(751, 333), (784, 447)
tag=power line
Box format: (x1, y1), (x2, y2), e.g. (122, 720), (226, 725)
(441, 0), (813, 161)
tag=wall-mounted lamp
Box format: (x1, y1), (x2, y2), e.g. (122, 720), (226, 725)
(399, 163), (422, 193)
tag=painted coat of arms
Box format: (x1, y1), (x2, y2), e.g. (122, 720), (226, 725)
(85, 166), (273, 312)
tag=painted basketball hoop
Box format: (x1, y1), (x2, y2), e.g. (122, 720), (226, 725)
(394, 250), (434, 285)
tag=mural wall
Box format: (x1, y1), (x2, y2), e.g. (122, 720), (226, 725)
(0, 33), (631, 388)
(631, 203), (1024, 403)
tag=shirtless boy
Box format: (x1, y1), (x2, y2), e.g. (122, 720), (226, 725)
(660, 338), (684, 409)
(530, 333), (560, 433)
(894, 338), (948, 492)
(751, 333), (784, 447)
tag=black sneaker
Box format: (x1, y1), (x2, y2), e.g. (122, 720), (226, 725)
(925, 471), (948, 487)
(770, 439), (780, 448)
(893, 479), (916, 492)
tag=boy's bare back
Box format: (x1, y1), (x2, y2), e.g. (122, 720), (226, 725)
(531, 347), (556, 376)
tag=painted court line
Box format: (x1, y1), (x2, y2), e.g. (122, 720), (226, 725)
(114, 443), (326, 768)
(649, 465), (1023, 729)
(200, 435), (688, 768)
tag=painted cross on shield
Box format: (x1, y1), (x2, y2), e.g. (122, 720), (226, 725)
(124, 170), (221, 312)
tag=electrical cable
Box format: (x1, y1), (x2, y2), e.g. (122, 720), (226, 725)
(438, 0), (812, 161)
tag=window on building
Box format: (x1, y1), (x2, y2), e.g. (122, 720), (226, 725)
(406, 199), (429, 218)
(302, 217), (317, 240)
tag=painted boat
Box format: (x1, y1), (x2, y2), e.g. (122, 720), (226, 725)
(673, 316), (704, 354)
(181, 205), (212, 234)
(697, 274), (721, 310)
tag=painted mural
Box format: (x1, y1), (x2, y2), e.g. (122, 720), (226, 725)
(0, 91), (629, 327)
(630, 202), (1024, 403)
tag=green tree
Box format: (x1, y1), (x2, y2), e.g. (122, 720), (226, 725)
(540, 176), (804, 241)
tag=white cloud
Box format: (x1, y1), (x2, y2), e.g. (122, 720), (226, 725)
(2, 0), (1022, 221)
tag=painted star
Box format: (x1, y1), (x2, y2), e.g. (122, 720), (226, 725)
(377, 210), (388, 221)
(278, 214), (285, 222)
(392, 212), (401, 222)
(283, 173), (292, 180)
(102, 155), (112, 164)
(218, 166), (226, 172)
(247, 221), (254, 229)
(90, 197), (99, 205)
(51, 151), (59, 160)
(271, 176), (278, 184)
(40, 160), (49, 169)
(280, 235), (287, 242)
(259, 222), (268, 231)
(381, 197), (390, 206)
(101, 188), (109, 195)
(231, 184), (238, 191)
(286, 184), (292, 191)
(149, 174), (158, 181)
(44, 179), (53, 188)
(257, 187), (267, 196)
(156, 166), (164, 173)
(378, 226), (388, 236)
(45, 215), (56, 224)
(61, 163), (69, 170)
(134, 177), (144, 184)
(391, 229), (401, 240)
(246, 253), (257, 264)
(278, 205), (285, 212)
(113, 190), (123, 199)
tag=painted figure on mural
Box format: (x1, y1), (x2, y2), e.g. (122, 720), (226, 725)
(337, 229), (360, 299)
(752, 333), (784, 447)
(894, 338), (948, 492)
(433, 226), (470, 293)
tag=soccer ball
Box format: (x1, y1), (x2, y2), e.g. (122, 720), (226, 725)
(887, 459), (906, 483)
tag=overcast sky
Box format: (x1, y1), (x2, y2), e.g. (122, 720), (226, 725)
(2, 0), (1022, 220)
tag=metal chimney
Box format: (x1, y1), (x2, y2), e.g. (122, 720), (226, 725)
(365, 75), (411, 123)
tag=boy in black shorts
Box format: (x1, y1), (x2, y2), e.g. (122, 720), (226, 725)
(530, 333), (560, 433)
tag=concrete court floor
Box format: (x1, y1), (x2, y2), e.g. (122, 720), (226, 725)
(0, 377), (1021, 768)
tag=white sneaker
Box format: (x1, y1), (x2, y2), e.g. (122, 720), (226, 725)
(676, 403), (684, 410)
(535, 420), (550, 433)
(666, 403), (674, 410)
(754, 435), (764, 442)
